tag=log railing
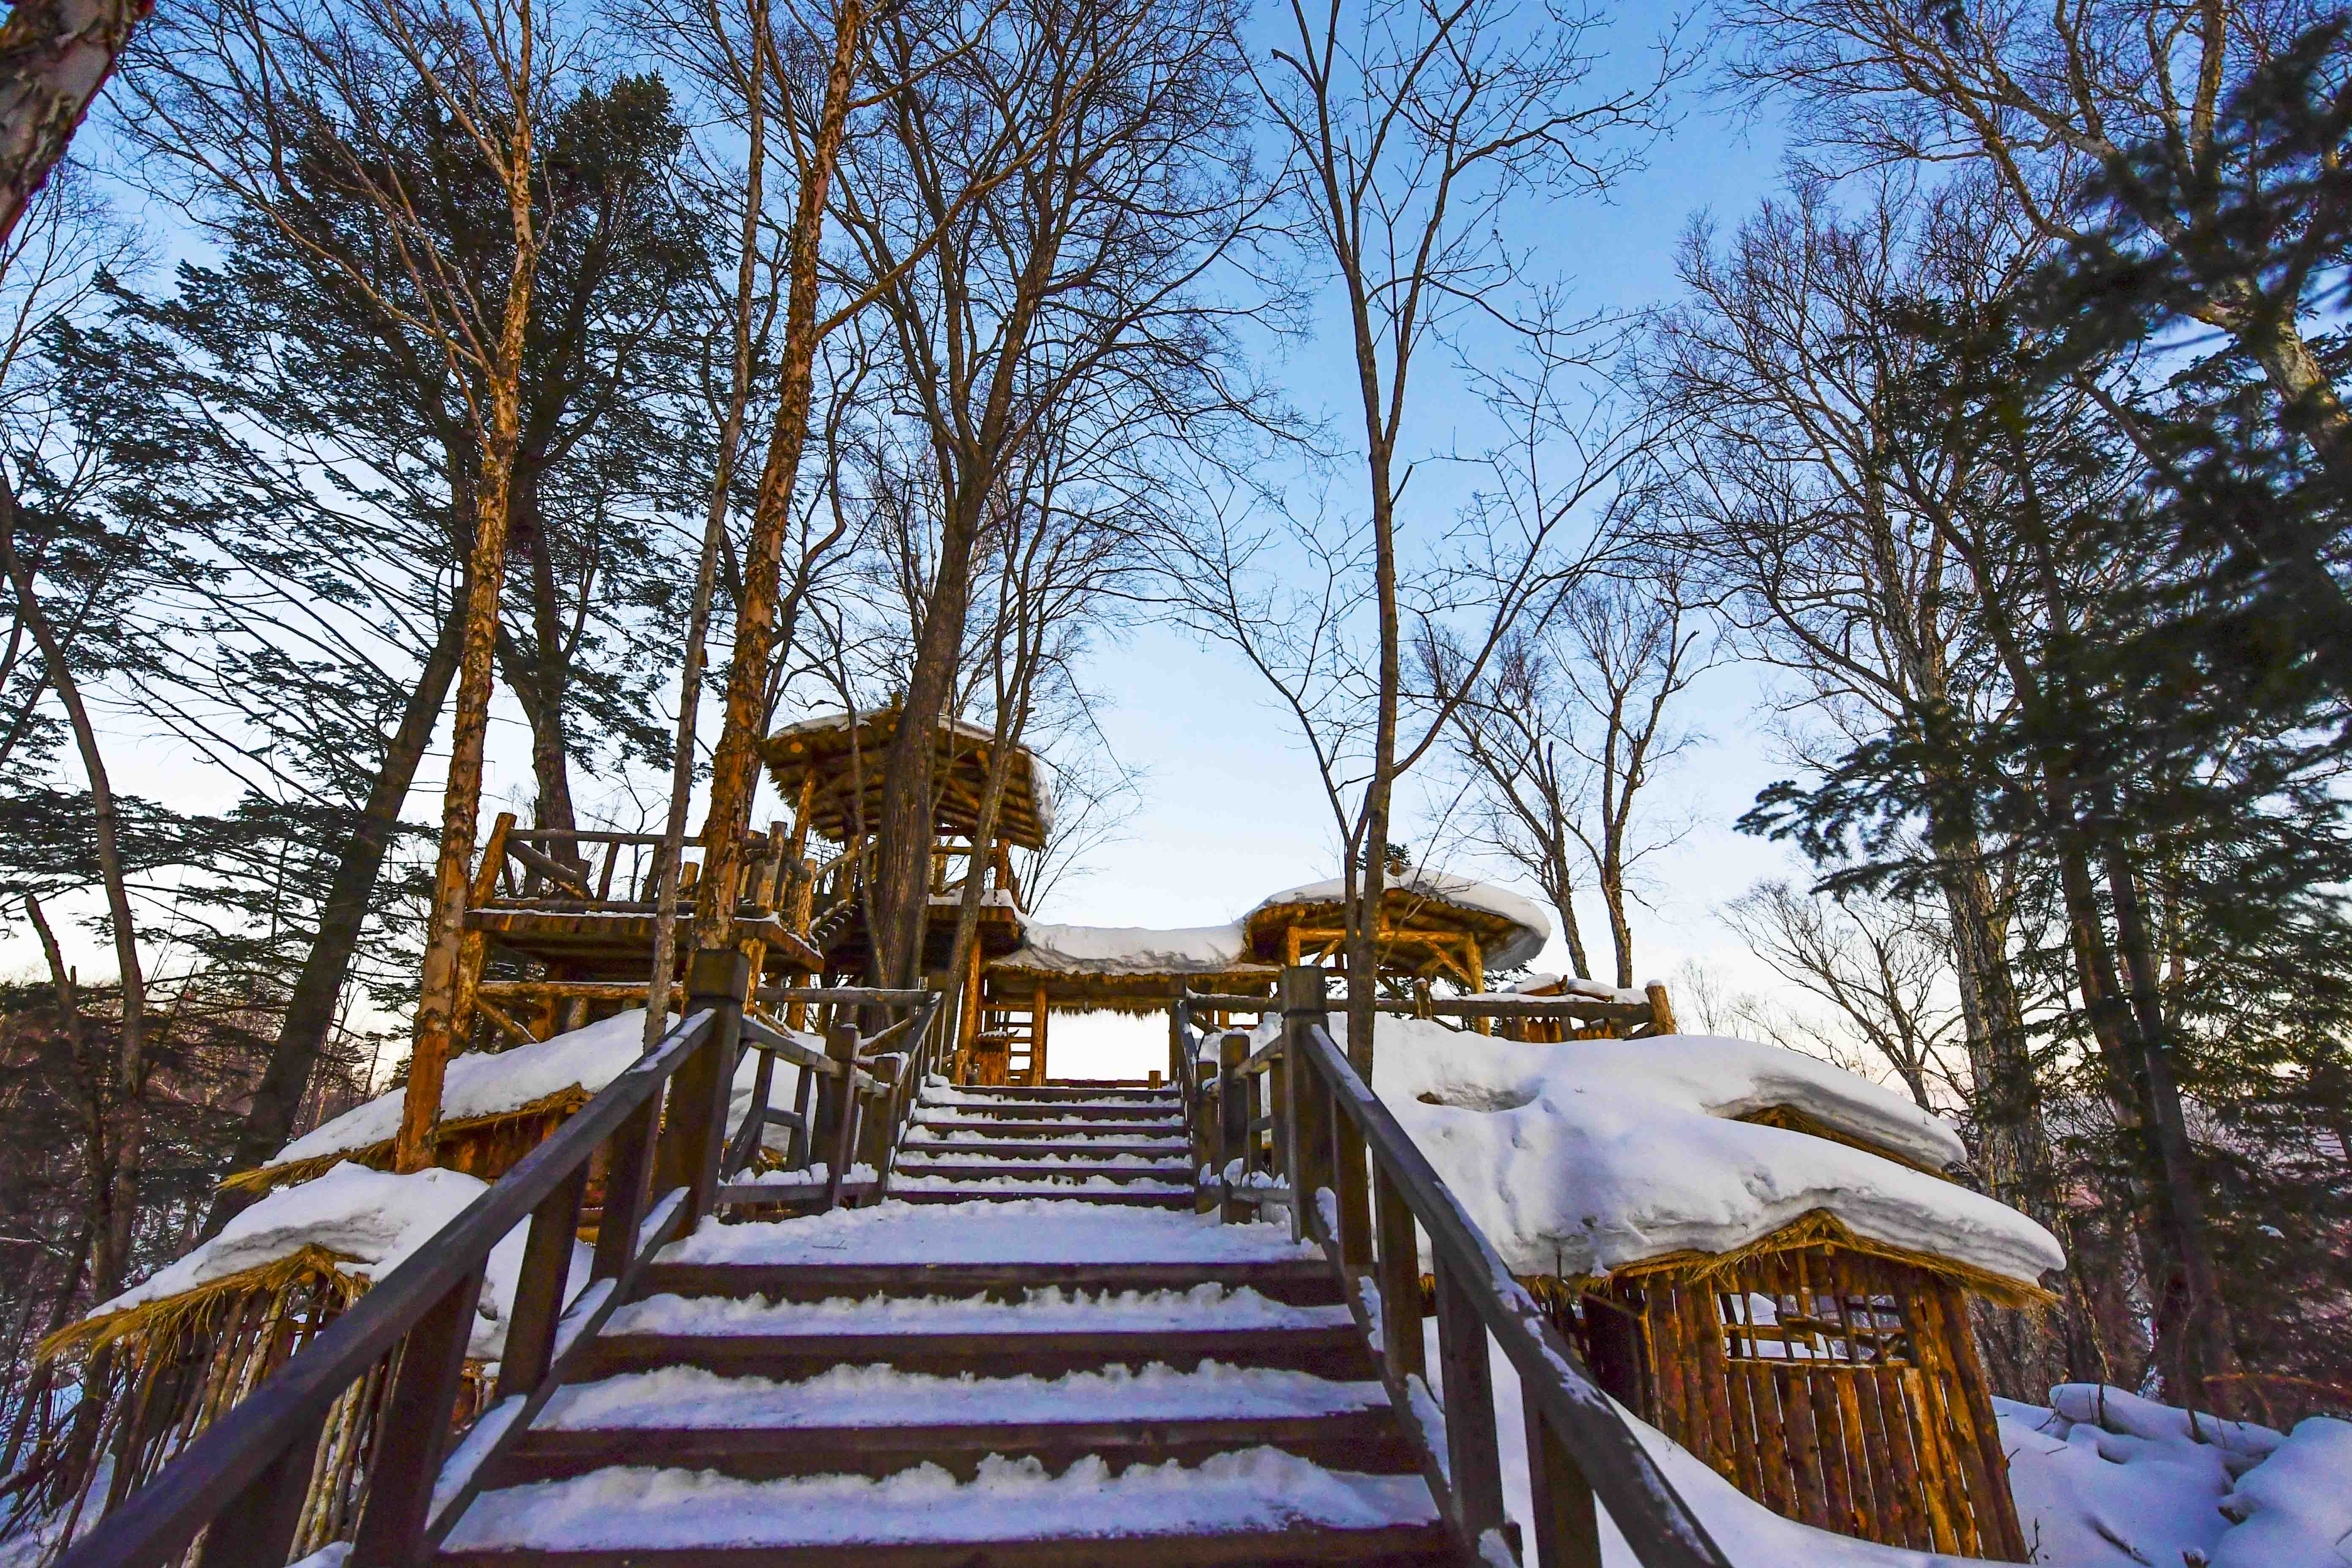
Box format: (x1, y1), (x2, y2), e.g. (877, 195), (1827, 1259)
(726, 985), (946, 1210)
(1173, 969), (1733, 1568)
(53, 962), (946, 1568)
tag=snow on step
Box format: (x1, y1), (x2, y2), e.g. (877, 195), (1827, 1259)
(537, 1361), (1386, 1431)
(659, 1199), (1317, 1267)
(922, 1084), (1174, 1111)
(889, 1172), (1192, 1196)
(904, 1125), (1186, 1149)
(606, 1283), (1353, 1338)
(445, 1449), (1437, 1551)
(894, 1148), (1184, 1171)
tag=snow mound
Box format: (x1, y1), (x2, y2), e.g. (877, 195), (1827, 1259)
(1337, 1016), (2058, 1290)
(996, 923), (1255, 975)
(85, 1163), (581, 1358)
(1252, 873), (1549, 970)
(2212, 1416), (2352, 1568)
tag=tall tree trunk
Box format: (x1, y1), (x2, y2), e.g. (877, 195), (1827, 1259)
(0, 474), (145, 1297)
(398, 79), (542, 1173)
(872, 489), (982, 986)
(511, 467), (577, 832)
(647, 0), (766, 1048)
(203, 596), (466, 1230)
(2101, 843), (2248, 1415)
(691, 0), (864, 954)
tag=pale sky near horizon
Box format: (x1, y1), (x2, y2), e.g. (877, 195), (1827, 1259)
(15, 17), (1846, 1087)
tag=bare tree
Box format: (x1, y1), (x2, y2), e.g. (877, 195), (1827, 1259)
(1215, 0), (1684, 1065)
(827, 0), (1267, 988)
(1723, 879), (1965, 1112)
(1436, 569), (1711, 988)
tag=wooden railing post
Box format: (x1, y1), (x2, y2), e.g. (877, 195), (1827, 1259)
(1218, 1032), (1248, 1223)
(1279, 966), (1331, 1246)
(492, 1162), (590, 1403)
(660, 950), (750, 1228)
(819, 1023), (860, 1209)
(856, 1053), (902, 1176)
(350, 1264), (487, 1568)
(1434, 1262), (1511, 1560)
(1375, 1163), (1424, 1383)
(188, 1409), (321, 1568)
(1525, 1389), (1604, 1568)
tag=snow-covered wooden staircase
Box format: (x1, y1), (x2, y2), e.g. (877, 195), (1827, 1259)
(890, 1081), (1195, 1207)
(437, 1136), (1453, 1566)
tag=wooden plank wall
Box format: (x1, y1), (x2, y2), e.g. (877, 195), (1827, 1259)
(1628, 1248), (2028, 1562)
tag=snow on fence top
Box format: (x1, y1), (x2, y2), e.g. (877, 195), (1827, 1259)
(1348, 1015), (2064, 1295)
(64, 1164), (569, 1360)
(1250, 873), (1549, 969)
(996, 922), (1255, 975)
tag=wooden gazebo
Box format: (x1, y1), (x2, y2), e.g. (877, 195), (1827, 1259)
(1241, 874), (1547, 991)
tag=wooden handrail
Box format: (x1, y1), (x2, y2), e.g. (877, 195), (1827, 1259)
(1176, 972), (1734, 1568)
(64, 967), (955, 1568)
(56, 1003), (728, 1568)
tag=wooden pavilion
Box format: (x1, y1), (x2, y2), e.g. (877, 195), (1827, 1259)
(758, 708), (1049, 1079)
(1241, 875), (1548, 994)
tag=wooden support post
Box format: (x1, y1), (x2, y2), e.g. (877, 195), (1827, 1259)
(1218, 1031), (1248, 1223)
(350, 1264), (487, 1568)
(1466, 935), (1489, 1035)
(1280, 966), (1332, 1246)
(958, 937), (984, 1084)
(856, 1052), (902, 1178)
(1524, 1385), (1604, 1568)
(192, 1409), (324, 1568)
(1644, 981), (1677, 1037)
(590, 1092), (661, 1282)
(492, 1162), (590, 1403)
(1376, 1163), (1425, 1383)
(1032, 980), (1050, 1086)
(657, 949), (750, 1228)
(1435, 1262), (1510, 1555)
(819, 1022), (861, 1210)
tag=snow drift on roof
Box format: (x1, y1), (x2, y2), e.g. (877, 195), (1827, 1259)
(270, 1008), (816, 1170)
(86, 1163), (575, 1358)
(1326, 1015), (2060, 1290)
(994, 923), (1256, 976)
(1251, 873), (1549, 969)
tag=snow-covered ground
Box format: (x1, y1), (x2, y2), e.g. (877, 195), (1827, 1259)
(1429, 1322), (2352, 1567)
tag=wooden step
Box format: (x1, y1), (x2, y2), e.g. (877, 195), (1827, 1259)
(493, 1410), (1416, 1485)
(632, 1258), (1345, 1305)
(958, 1085), (1177, 1102)
(900, 1140), (1187, 1160)
(578, 1323), (1377, 1381)
(888, 1187), (1193, 1209)
(924, 1102), (1182, 1122)
(892, 1163), (1190, 1184)
(438, 1521), (1456, 1568)
(912, 1118), (1186, 1139)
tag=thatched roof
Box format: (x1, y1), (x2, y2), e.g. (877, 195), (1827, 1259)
(1244, 873), (1549, 971)
(760, 708), (1052, 850)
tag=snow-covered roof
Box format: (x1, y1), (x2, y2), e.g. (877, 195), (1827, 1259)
(267, 1008), (817, 1173)
(1327, 1016), (2061, 1292)
(273, 1009), (671, 1167)
(995, 922), (1259, 977)
(84, 1164), (576, 1358)
(1250, 873), (1549, 970)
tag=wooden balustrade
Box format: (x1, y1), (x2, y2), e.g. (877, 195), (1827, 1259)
(56, 969), (950, 1568)
(1171, 969), (1733, 1568)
